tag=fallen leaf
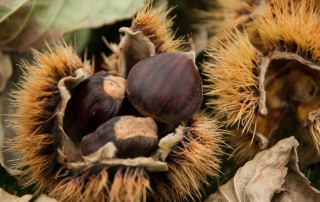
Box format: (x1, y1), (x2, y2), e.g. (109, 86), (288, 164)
(0, 188), (58, 202)
(205, 137), (320, 202)
(0, 0), (29, 22)
(298, 145), (320, 165)
(63, 29), (91, 55)
(0, 188), (18, 202)
(0, 0), (146, 51)
(153, 0), (168, 8)
(0, 52), (31, 174)
(0, 51), (13, 92)
(0, 49), (13, 173)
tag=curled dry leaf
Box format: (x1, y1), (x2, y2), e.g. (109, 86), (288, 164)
(205, 137), (320, 202)
(0, 0), (146, 51)
(0, 188), (58, 202)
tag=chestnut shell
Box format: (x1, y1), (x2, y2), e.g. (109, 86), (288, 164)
(71, 71), (125, 134)
(81, 116), (158, 158)
(126, 52), (202, 125)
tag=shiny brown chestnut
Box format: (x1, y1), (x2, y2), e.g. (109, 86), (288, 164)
(71, 71), (126, 134)
(81, 116), (158, 161)
(126, 51), (202, 125)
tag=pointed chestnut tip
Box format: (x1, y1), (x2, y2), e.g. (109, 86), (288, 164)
(185, 34), (197, 69)
(187, 33), (196, 53)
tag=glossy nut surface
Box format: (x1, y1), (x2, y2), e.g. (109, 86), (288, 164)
(81, 116), (158, 159)
(71, 71), (126, 134)
(126, 52), (202, 125)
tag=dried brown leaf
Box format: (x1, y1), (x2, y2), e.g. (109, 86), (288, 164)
(206, 137), (320, 202)
(0, 188), (58, 202)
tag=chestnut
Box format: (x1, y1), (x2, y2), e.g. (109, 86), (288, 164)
(81, 116), (158, 161)
(71, 71), (126, 134)
(126, 51), (203, 125)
